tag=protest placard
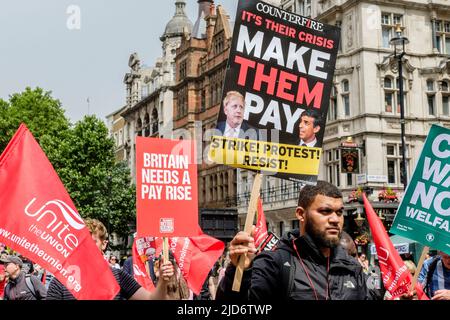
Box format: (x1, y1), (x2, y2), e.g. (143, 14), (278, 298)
(390, 125), (450, 256)
(209, 0), (340, 184)
(0, 124), (119, 300)
(136, 137), (198, 237)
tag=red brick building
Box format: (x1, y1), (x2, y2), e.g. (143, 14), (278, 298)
(172, 2), (238, 238)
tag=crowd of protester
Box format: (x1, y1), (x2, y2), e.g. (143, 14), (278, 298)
(0, 182), (449, 301)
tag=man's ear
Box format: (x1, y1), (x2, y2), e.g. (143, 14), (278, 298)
(313, 125), (321, 134)
(102, 240), (108, 251)
(296, 206), (306, 222)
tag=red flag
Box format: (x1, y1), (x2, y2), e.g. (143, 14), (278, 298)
(254, 197), (268, 248)
(0, 124), (119, 300)
(132, 237), (155, 291)
(153, 226), (224, 295)
(363, 194), (428, 300)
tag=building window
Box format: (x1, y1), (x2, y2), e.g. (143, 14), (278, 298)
(177, 87), (188, 118)
(381, 13), (404, 48)
(426, 80), (436, 116)
(384, 77), (394, 112)
(328, 86), (338, 121)
(214, 32), (224, 55)
(441, 80), (450, 116)
(179, 60), (187, 80)
(443, 96), (449, 116)
(292, 220), (299, 230)
(347, 173), (353, 187)
(326, 148), (341, 187)
(201, 89), (206, 112)
(428, 95), (436, 116)
(296, 0), (311, 17)
(384, 76), (407, 114)
(151, 108), (159, 134)
(341, 80), (350, 116)
(388, 159), (396, 184)
(141, 85), (149, 99)
(436, 20), (450, 54)
(143, 113), (150, 137)
(386, 143), (410, 185)
(136, 118), (142, 136)
(279, 221), (284, 237)
(118, 129), (123, 146)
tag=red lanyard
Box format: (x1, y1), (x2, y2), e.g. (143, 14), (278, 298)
(292, 239), (330, 300)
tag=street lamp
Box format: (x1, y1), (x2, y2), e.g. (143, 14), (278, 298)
(390, 24), (410, 190)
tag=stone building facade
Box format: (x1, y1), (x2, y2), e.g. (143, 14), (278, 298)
(106, 105), (127, 163)
(120, 0), (193, 178)
(172, 1), (238, 211)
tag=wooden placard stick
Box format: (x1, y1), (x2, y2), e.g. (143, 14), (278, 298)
(163, 237), (169, 263)
(410, 246), (429, 293)
(232, 173), (262, 292)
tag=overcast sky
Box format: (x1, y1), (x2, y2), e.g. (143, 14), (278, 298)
(0, 0), (237, 123)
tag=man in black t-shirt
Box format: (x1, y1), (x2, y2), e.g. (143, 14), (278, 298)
(46, 219), (174, 300)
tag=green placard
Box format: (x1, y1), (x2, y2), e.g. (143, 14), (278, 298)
(390, 125), (450, 255)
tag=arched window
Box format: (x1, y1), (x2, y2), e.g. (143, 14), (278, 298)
(328, 86), (338, 121)
(136, 118), (142, 137)
(341, 80), (350, 116)
(151, 108), (159, 134)
(144, 113), (150, 137)
(441, 80), (449, 92)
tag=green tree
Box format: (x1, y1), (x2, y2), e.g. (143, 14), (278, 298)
(47, 115), (136, 239)
(0, 87), (70, 152)
(0, 88), (135, 240)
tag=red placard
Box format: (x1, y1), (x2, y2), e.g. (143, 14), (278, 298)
(132, 237), (155, 291)
(0, 124), (119, 300)
(136, 137), (198, 237)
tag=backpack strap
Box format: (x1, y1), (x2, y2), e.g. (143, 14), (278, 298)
(424, 256), (440, 297)
(277, 248), (296, 300)
(24, 274), (38, 299)
(4, 282), (10, 300)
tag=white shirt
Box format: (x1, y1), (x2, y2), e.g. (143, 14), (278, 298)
(224, 123), (241, 139)
(299, 137), (317, 147)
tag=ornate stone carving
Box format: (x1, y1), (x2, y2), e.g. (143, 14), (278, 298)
(387, 121), (401, 130)
(377, 56), (416, 73)
(335, 67), (354, 76)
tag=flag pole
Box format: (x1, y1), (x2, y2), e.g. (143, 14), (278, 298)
(232, 173), (262, 292)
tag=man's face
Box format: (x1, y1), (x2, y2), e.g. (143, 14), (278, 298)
(439, 251), (450, 269)
(299, 115), (320, 143)
(296, 195), (344, 249)
(91, 233), (108, 252)
(4, 262), (20, 279)
(224, 96), (244, 128)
